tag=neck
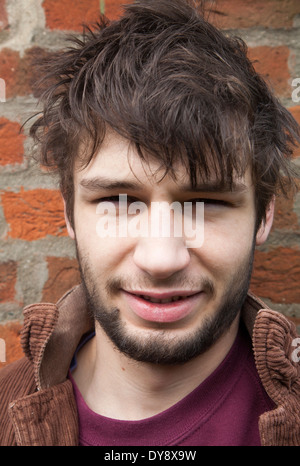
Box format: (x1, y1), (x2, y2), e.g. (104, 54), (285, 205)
(72, 316), (240, 421)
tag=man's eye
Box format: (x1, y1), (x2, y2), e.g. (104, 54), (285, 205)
(96, 196), (121, 203)
(191, 198), (230, 207)
(95, 196), (138, 204)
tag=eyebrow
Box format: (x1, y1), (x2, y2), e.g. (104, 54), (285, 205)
(79, 176), (248, 194)
(181, 181), (248, 194)
(79, 177), (141, 192)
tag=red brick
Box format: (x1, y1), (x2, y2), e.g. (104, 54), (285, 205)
(0, 0), (8, 31)
(43, 0), (101, 31)
(289, 106), (300, 159)
(0, 47), (50, 98)
(0, 48), (32, 98)
(0, 49), (22, 98)
(0, 322), (23, 367)
(79, 0), (300, 26)
(248, 46), (291, 98)
(273, 195), (299, 231)
(42, 257), (80, 303)
(42, 0), (300, 29)
(23, 47), (54, 98)
(0, 261), (17, 303)
(104, 0), (131, 20)
(250, 247), (300, 303)
(210, 0), (300, 30)
(1, 188), (67, 240)
(1, 47), (36, 98)
(0, 117), (25, 165)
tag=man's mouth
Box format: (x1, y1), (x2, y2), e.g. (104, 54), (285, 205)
(121, 290), (202, 323)
(137, 294), (186, 304)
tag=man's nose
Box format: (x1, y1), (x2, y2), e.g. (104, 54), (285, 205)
(133, 236), (191, 279)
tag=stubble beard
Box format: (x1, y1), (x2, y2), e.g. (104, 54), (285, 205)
(76, 241), (255, 366)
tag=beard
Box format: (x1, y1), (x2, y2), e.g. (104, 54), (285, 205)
(77, 240), (255, 366)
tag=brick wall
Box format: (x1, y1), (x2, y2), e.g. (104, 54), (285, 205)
(0, 0), (299, 366)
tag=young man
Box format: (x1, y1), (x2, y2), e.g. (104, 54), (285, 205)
(0, 0), (299, 446)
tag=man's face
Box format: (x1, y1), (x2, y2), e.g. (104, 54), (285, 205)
(66, 131), (273, 365)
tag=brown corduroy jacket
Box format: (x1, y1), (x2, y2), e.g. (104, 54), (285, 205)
(0, 284), (299, 446)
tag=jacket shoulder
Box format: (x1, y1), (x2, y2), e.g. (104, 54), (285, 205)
(0, 357), (36, 445)
(253, 309), (300, 446)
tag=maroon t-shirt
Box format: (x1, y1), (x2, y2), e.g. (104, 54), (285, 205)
(69, 324), (274, 446)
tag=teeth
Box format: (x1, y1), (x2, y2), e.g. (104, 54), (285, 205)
(172, 296), (181, 302)
(140, 295), (184, 303)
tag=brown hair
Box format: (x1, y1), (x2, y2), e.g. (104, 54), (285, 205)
(30, 0), (300, 229)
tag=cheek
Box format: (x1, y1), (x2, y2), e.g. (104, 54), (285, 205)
(75, 214), (136, 271)
(198, 218), (255, 274)
(74, 203), (147, 265)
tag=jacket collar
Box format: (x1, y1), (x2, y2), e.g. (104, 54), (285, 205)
(20, 284), (299, 401)
(21, 284), (93, 390)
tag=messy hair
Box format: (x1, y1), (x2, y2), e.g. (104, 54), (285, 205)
(30, 0), (300, 230)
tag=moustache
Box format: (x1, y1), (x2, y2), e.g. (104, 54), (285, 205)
(104, 274), (215, 297)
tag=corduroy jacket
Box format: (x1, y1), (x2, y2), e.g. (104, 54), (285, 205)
(0, 284), (299, 446)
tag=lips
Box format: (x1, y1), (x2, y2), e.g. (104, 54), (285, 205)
(139, 294), (185, 303)
(122, 290), (202, 323)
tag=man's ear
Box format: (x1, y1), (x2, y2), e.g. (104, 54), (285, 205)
(255, 196), (275, 246)
(63, 197), (75, 240)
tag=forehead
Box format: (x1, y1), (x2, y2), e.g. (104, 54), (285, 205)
(75, 130), (253, 192)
